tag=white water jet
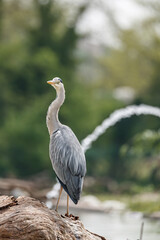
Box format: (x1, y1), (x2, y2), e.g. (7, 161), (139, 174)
(46, 104), (160, 208)
(46, 182), (60, 209)
(81, 104), (160, 152)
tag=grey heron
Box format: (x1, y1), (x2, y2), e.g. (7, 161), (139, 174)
(46, 77), (86, 215)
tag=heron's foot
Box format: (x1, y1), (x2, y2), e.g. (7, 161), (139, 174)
(65, 213), (79, 220)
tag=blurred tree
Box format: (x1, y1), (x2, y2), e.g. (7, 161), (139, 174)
(0, 0), (98, 178)
(0, 0), (159, 191)
(0, 0), (3, 38)
(88, 0), (160, 184)
(30, 0), (89, 66)
(120, 129), (160, 186)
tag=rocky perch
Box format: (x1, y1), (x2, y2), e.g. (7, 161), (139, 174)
(0, 195), (106, 240)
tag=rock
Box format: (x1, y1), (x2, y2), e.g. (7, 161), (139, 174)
(145, 211), (160, 220)
(0, 195), (106, 240)
(102, 200), (126, 211)
(11, 187), (30, 198)
(80, 195), (102, 209)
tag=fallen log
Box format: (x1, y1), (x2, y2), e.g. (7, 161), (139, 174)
(0, 178), (51, 202)
(0, 195), (106, 240)
(0, 178), (36, 197)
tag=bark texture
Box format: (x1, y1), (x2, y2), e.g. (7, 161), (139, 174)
(0, 196), (106, 240)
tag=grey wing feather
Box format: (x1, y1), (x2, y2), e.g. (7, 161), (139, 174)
(49, 125), (86, 204)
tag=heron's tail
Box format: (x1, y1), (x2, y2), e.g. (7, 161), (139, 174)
(57, 176), (80, 204)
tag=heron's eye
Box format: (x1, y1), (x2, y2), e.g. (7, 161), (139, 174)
(58, 78), (63, 83)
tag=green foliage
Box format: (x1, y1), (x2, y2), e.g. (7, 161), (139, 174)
(129, 200), (160, 213)
(121, 129), (160, 159)
(0, 0), (91, 177)
(0, 0), (159, 193)
(119, 129), (160, 186)
(90, 0), (160, 184)
(0, 95), (49, 177)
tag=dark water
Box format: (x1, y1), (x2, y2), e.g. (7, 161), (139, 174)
(70, 209), (160, 240)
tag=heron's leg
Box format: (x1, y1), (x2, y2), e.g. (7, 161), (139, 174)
(55, 186), (63, 212)
(66, 194), (69, 216)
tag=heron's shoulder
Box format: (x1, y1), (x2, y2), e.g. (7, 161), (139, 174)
(60, 125), (75, 135)
(53, 125), (74, 138)
(52, 125), (84, 154)
(51, 125), (78, 142)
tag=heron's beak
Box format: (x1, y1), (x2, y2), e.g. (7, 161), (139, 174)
(47, 80), (53, 85)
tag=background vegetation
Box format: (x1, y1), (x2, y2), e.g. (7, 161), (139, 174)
(0, 0), (159, 194)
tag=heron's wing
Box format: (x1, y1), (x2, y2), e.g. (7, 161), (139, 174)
(49, 125), (86, 203)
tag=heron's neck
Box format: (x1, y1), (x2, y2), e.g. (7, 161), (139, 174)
(47, 85), (65, 135)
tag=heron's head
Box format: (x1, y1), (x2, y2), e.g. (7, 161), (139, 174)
(47, 77), (63, 90)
